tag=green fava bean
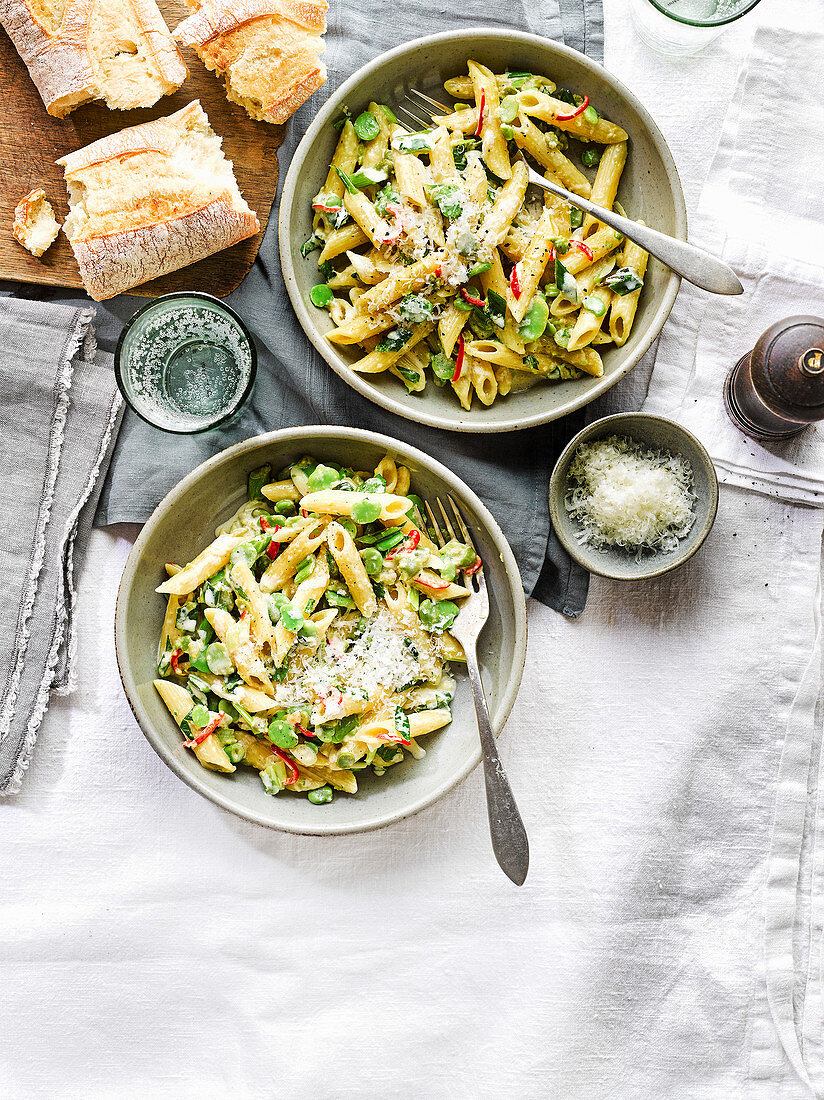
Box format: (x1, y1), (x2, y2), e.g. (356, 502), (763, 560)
(498, 95), (519, 124)
(308, 785), (333, 804)
(418, 598), (460, 633)
(361, 547), (384, 575)
(280, 603), (304, 631)
(274, 499), (296, 516)
(353, 110), (380, 141)
(518, 295), (549, 341)
(308, 463), (339, 492)
(351, 498), (381, 524)
(267, 719), (298, 749)
(310, 284), (334, 308)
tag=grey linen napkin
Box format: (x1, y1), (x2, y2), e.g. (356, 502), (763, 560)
(0, 299), (123, 794)
(90, 6), (603, 617)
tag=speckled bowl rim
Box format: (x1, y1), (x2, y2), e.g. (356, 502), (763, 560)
(279, 26), (687, 434)
(548, 412), (720, 581)
(115, 426), (528, 835)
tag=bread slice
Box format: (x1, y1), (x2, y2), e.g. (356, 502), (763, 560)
(174, 0), (327, 125)
(13, 188), (61, 256)
(0, 0), (186, 117)
(58, 100), (260, 300)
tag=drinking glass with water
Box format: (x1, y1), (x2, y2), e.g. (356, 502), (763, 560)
(115, 293), (257, 434)
(631, 0), (763, 55)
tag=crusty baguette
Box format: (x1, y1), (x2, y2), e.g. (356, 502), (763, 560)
(0, 0), (186, 117)
(58, 101), (260, 300)
(13, 188), (61, 256)
(174, 0), (327, 125)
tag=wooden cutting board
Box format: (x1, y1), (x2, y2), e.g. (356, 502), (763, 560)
(0, 0), (285, 298)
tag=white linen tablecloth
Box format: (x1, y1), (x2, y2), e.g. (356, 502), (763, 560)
(3, 2), (824, 1097)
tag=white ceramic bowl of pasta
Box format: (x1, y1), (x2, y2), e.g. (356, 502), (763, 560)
(279, 27), (686, 433)
(115, 427), (527, 835)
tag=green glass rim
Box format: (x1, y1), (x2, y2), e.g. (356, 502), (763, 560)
(114, 291), (258, 435)
(642, 0), (762, 26)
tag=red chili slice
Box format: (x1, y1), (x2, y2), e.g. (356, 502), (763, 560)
(296, 724), (316, 739)
(183, 713), (224, 747)
(460, 287), (485, 308)
(554, 94), (589, 122)
(548, 246), (556, 263)
(452, 334), (465, 383)
(387, 527), (421, 559)
(434, 264), (442, 277)
(510, 264), (522, 299)
(312, 202), (343, 212)
(266, 538), (280, 560)
(475, 90), (486, 137)
(259, 516), (271, 531)
(571, 239), (594, 261)
(465, 557), (482, 575)
(377, 729), (410, 746)
(417, 576), (450, 592)
(170, 649), (183, 674)
(271, 747), (299, 785)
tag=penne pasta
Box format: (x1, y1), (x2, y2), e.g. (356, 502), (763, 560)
(154, 454), (480, 802)
(297, 61), (649, 412)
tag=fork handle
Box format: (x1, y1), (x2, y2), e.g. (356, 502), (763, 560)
(464, 643), (529, 886)
(531, 174), (743, 296)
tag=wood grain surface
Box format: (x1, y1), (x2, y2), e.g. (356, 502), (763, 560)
(0, 0), (285, 298)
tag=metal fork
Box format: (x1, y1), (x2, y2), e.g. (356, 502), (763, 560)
(398, 88), (743, 297)
(422, 496), (529, 886)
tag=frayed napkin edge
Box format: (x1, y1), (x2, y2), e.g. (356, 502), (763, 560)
(0, 308), (92, 750)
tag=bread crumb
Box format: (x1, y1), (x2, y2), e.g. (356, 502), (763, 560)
(13, 189), (60, 257)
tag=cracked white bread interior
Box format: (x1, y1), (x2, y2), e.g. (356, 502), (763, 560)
(13, 188), (61, 256)
(174, 0), (327, 125)
(59, 100), (260, 300)
(0, 0), (186, 117)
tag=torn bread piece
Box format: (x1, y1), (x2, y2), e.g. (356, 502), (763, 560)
(0, 0), (186, 118)
(174, 0), (327, 125)
(13, 189), (61, 256)
(58, 100), (260, 300)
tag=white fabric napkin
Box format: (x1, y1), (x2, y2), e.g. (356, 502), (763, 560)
(642, 19), (824, 506)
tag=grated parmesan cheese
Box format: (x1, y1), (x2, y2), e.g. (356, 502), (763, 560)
(272, 609), (440, 721)
(565, 435), (697, 558)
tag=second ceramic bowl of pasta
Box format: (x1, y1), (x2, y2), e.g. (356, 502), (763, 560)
(115, 427), (527, 835)
(279, 27), (686, 433)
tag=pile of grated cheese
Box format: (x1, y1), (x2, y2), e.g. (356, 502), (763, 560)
(565, 435), (697, 558)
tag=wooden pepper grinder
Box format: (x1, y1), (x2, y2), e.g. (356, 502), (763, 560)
(724, 315), (824, 442)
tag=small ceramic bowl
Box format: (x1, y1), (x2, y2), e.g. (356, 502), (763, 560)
(548, 413), (719, 581)
(115, 427), (527, 835)
(279, 27), (686, 434)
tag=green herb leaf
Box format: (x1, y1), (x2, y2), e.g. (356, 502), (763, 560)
(486, 288), (507, 329)
(376, 327), (412, 352)
(334, 166), (359, 195)
(300, 233), (322, 259)
(603, 266), (644, 296)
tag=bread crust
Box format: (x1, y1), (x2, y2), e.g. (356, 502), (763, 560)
(0, 0), (186, 117)
(59, 101), (260, 299)
(174, 0), (327, 125)
(70, 200), (260, 299)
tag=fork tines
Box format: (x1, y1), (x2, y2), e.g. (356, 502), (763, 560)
(424, 497), (484, 581)
(409, 87), (449, 115)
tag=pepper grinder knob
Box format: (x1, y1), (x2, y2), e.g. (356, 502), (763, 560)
(724, 315), (824, 442)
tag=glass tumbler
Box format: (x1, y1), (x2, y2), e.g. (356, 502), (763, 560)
(115, 292), (257, 434)
(630, 0), (763, 56)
